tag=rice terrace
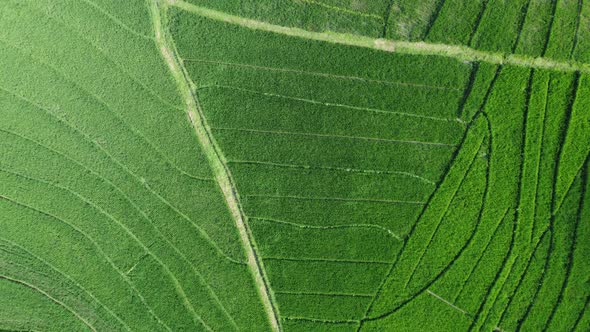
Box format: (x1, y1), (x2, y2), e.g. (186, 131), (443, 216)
(0, 0), (589, 331)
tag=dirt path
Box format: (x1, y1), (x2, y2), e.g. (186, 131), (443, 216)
(149, 1), (281, 330)
(171, 0), (590, 74)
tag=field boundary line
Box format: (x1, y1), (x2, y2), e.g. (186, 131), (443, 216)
(0, 169), (216, 331)
(0, 275), (97, 332)
(282, 317), (359, 324)
(456, 63), (479, 118)
(150, 1), (281, 330)
(0, 237), (131, 331)
(572, 296), (590, 330)
(229, 160), (436, 185)
(197, 84), (457, 122)
(181, 57), (459, 90)
(274, 290), (374, 298)
(170, 0), (590, 74)
(80, 0), (154, 40)
(0, 194), (173, 331)
(245, 194), (426, 205)
(554, 151), (590, 214)
(250, 217), (403, 241)
(263, 257), (394, 265)
(511, 0), (533, 54)
(213, 126), (456, 147)
(426, 290), (471, 316)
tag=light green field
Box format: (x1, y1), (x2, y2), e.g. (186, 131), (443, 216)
(0, 0), (588, 331)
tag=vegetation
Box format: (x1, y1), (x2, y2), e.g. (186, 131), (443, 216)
(0, 0), (588, 331)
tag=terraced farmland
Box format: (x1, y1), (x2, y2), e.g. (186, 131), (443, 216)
(0, 0), (588, 331)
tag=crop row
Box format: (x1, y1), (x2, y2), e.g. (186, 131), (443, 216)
(242, 195), (423, 240)
(368, 114), (491, 318)
(171, 8), (471, 88)
(230, 162), (433, 205)
(184, 0), (389, 37)
(423, 67), (589, 332)
(363, 65), (540, 331)
(197, 84), (464, 145)
(393, 0), (590, 63)
(189, 65), (465, 120)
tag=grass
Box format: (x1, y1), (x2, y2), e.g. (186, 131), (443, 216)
(0, 0), (589, 331)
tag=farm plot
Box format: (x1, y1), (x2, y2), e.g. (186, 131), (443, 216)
(169, 5), (590, 330)
(1, 0), (589, 331)
(0, 0), (270, 331)
(360, 65), (590, 331)
(170, 6), (473, 331)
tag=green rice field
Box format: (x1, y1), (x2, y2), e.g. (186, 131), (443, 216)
(0, 0), (588, 331)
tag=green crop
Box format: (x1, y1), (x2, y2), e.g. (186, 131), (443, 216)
(0, 0), (588, 331)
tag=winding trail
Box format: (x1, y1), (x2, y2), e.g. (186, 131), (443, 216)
(149, 1), (281, 330)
